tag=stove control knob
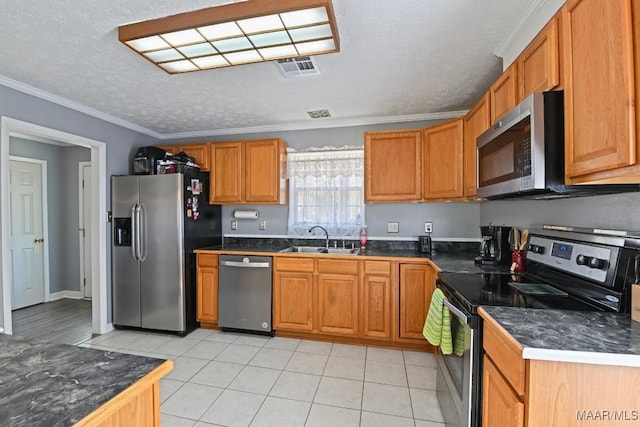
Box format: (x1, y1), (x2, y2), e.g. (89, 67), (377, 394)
(527, 244), (545, 254)
(576, 254), (590, 266)
(588, 257), (606, 269)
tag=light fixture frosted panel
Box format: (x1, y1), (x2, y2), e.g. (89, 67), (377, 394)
(159, 60), (198, 73)
(295, 39), (335, 55)
(213, 36), (253, 53)
(237, 14), (284, 33)
(259, 45), (298, 60)
(178, 43), (217, 57)
(192, 55), (229, 69)
(281, 7), (329, 27)
(126, 36), (170, 52)
(224, 50), (263, 64)
(162, 29), (205, 46)
(199, 22), (243, 40)
(144, 48), (184, 62)
(289, 24), (332, 42)
(249, 31), (291, 47)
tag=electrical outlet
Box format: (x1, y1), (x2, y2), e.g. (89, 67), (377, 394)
(425, 222), (433, 233)
(231, 220), (238, 230)
(259, 219), (266, 230)
(387, 222), (399, 233)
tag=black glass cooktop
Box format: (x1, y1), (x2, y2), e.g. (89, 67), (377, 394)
(437, 271), (602, 314)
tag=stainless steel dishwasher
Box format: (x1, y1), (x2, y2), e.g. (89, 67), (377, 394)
(218, 254), (273, 335)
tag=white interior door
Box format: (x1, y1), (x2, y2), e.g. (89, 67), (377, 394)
(9, 160), (45, 310)
(80, 162), (92, 299)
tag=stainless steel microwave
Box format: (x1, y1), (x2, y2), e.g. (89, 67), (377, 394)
(475, 91), (640, 199)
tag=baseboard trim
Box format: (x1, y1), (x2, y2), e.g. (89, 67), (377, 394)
(49, 290), (84, 301)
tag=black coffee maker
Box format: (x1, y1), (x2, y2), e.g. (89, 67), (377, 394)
(475, 225), (512, 265)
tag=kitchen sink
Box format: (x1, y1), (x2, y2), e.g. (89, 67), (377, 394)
(279, 246), (327, 253)
(279, 246), (360, 255)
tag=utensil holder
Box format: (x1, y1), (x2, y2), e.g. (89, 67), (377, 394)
(511, 250), (526, 272)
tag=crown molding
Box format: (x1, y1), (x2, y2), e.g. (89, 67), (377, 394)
(0, 75), (163, 139)
(494, 0), (565, 69)
(0, 73), (467, 140)
(157, 110), (468, 139)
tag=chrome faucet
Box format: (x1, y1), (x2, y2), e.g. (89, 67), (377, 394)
(309, 226), (329, 249)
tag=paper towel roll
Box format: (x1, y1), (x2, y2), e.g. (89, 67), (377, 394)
(233, 210), (259, 219)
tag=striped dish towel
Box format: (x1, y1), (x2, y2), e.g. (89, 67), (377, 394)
(422, 288), (453, 355)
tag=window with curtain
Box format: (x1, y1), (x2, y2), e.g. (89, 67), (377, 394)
(287, 146), (365, 237)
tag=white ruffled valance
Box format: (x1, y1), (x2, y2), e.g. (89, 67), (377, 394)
(287, 146), (365, 237)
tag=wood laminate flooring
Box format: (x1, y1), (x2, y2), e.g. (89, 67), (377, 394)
(12, 298), (92, 345)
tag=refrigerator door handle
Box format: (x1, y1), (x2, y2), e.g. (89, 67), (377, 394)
(131, 204), (139, 261)
(138, 203), (147, 262)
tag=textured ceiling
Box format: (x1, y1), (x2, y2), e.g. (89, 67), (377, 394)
(0, 0), (531, 137)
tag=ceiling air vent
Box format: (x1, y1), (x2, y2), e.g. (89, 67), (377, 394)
(275, 56), (320, 78)
(307, 109), (331, 119)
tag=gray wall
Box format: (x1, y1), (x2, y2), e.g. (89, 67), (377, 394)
(480, 192), (640, 231)
(0, 85), (158, 327)
(166, 121), (482, 240)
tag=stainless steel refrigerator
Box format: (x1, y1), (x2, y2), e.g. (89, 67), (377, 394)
(111, 173), (221, 335)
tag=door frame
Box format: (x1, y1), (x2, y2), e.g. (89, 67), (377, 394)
(78, 161), (91, 299)
(8, 156), (51, 305)
(1, 117), (109, 334)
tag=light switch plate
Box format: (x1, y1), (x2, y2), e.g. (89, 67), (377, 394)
(387, 222), (399, 233)
(231, 220), (238, 230)
(259, 219), (266, 230)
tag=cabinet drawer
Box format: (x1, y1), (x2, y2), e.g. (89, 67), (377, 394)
(364, 260), (391, 275)
(317, 259), (359, 275)
(197, 254), (218, 268)
(483, 315), (525, 396)
(275, 257), (314, 272)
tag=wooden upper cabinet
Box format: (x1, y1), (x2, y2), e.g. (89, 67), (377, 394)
(364, 130), (422, 202)
(160, 143), (210, 171)
(517, 16), (560, 101)
(210, 142), (243, 203)
(563, 0), (638, 182)
(463, 93), (490, 198)
(209, 139), (287, 204)
(490, 63), (518, 123)
(244, 139), (287, 204)
(423, 119), (464, 200)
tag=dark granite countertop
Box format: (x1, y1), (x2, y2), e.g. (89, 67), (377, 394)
(480, 306), (640, 367)
(0, 334), (169, 426)
(195, 238), (497, 273)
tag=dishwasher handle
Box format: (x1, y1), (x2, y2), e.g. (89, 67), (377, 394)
(221, 260), (271, 268)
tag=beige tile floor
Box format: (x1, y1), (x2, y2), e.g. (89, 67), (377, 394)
(79, 329), (446, 427)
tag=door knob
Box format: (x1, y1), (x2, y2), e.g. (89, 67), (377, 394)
(34, 238), (44, 243)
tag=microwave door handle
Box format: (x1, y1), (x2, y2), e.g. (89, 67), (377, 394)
(130, 204), (138, 261)
(443, 299), (470, 325)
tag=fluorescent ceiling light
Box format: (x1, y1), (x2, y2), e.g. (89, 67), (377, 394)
(119, 0), (340, 74)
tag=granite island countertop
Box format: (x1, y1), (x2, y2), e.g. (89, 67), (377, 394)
(480, 306), (640, 367)
(0, 334), (171, 426)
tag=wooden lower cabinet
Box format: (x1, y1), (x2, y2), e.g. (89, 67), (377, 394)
(361, 260), (392, 340)
(273, 257), (315, 332)
(196, 254), (218, 324)
(483, 356), (525, 427)
(317, 259), (359, 336)
(399, 263), (436, 339)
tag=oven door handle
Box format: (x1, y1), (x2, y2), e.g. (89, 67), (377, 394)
(443, 299), (471, 325)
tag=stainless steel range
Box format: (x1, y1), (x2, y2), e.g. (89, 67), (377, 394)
(435, 225), (640, 427)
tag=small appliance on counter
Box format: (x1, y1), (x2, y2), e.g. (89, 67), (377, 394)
(132, 146), (166, 175)
(474, 225), (512, 265)
(419, 235), (432, 254)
